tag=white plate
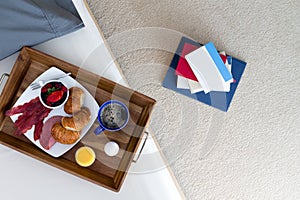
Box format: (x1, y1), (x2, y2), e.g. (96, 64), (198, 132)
(10, 67), (99, 157)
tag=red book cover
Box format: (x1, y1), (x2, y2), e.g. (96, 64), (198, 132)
(175, 43), (227, 81)
(175, 43), (199, 81)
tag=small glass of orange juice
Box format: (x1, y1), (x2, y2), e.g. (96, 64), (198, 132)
(75, 146), (96, 167)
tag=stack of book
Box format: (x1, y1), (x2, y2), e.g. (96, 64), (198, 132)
(162, 37), (247, 112)
(176, 42), (235, 94)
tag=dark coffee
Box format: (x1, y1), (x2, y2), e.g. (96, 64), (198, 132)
(100, 103), (127, 129)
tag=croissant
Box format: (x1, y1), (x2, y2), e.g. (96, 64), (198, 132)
(61, 107), (91, 132)
(51, 122), (80, 144)
(64, 87), (85, 114)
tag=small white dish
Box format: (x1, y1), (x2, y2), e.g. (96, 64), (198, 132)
(104, 141), (119, 157)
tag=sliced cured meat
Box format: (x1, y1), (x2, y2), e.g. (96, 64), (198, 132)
(15, 110), (41, 135)
(5, 97), (39, 116)
(7, 98), (51, 136)
(39, 116), (63, 150)
(34, 121), (43, 141)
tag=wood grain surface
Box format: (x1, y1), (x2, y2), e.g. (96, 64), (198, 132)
(0, 47), (156, 192)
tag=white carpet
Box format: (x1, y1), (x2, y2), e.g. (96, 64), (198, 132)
(87, 0), (300, 199)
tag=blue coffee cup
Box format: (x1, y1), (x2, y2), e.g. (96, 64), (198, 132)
(94, 100), (129, 135)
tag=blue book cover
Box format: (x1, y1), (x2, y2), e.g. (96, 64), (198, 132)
(162, 37), (247, 112)
(204, 42), (233, 82)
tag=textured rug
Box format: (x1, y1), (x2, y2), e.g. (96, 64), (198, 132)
(87, 0), (300, 199)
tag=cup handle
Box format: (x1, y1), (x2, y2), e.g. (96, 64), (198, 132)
(94, 126), (105, 135)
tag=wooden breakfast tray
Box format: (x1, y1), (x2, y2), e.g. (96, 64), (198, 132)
(0, 47), (156, 192)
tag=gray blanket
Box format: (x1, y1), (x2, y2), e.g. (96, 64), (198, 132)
(0, 0), (84, 60)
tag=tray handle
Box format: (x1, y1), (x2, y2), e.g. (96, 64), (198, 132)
(132, 131), (149, 163)
(0, 73), (10, 94)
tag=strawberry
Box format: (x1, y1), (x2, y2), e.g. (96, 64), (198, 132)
(61, 86), (68, 92)
(45, 83), (53, 89)
(41, 86), (48, 93)
(55, 82), (62, 89)
(46, 90), (64, 103)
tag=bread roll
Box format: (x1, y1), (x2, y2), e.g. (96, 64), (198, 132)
(61, 107), (91, 131)
(64, 87), (84, 114)
(51, 122), (80, 144)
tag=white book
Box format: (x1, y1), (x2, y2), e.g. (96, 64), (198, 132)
(185, 42), (233, 93)
(187, 79), (203, 94)
(176, 75), (203, 94)
(176, 75), (190, 89)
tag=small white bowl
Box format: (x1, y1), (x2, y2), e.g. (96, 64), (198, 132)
(39, 80), (69, 109)
(104, 141), (120, 157)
